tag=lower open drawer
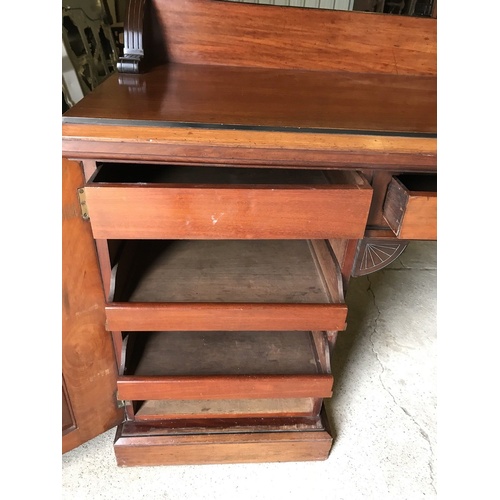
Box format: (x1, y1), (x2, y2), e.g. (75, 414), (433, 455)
(117, 330), (333, 403)
(106, 239), (347, 331)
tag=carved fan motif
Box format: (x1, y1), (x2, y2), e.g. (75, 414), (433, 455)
(352, 239), (408, 276)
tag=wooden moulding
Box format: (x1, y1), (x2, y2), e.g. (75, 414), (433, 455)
(383, 174), (437, 240)
(105, 239), (347, 332)
(113, 410), (333, 466)
(84, 165), (372, 240)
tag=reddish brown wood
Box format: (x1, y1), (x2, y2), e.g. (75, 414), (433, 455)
(62, 377), (76, 435)
(309, 240), (345, 303)
(117, 374), (333, 400)
(62, 158), (123, 454)
(131, 0), (436, 75)
(84, 184), (372, 240)
(119, 415), (328, 434)
(114, 412), (333, 466)
(363, 170), (397, 229)
(62, 123), (436, 171)
(106, 303), (347, 332)
(65, 64), (436, 134)
(61, 0), (437, 466)
(383, 175), (437, 239)
(328, 239), (359, 289)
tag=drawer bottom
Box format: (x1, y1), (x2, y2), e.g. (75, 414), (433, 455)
(114, 410), (333, 466)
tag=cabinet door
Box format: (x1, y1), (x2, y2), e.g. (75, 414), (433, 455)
(62, 158), (123, 453)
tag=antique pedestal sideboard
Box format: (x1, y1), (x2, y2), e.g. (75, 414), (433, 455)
(62, 0), (436, 467)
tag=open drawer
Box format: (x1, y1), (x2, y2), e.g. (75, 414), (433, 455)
(117, 330), (332, 404)
(105, 239), (347, 332)
(83, 164), (372, 239)
(383, 174), (437, 240)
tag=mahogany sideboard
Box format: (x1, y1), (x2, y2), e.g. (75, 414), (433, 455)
(62, 0), (436, 467)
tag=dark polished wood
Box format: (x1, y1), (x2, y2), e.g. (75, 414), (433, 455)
(64, 64), (436, 134)
(63, 62), (436, 169)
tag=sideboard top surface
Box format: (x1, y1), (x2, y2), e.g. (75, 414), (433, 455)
(63, 63), (436, 138)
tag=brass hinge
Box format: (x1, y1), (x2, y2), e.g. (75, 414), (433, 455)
(77, 188), (89, 220)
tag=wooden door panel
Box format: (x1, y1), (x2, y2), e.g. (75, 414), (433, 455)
(62, 157), (123, 454)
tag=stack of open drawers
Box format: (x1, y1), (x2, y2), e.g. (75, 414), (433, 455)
(81, 161), (373, 465)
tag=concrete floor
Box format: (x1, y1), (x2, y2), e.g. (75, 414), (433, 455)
(62, 241), (437, 500)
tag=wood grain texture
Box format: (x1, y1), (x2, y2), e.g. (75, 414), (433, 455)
(62, 158), (123, 454)
(84, 173), (373, 240)
(64, 64), (436, 134)
(106, 302), (348, 332)
(117, 374), (333, 400)
(140, 0), (436, 75)
(63, 62), (436, 170)
(62, 122), (436, 171)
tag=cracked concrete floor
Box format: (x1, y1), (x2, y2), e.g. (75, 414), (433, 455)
(62, 241), (437, 500)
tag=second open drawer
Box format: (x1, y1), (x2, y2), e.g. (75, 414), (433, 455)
(105, 238), (347, 332)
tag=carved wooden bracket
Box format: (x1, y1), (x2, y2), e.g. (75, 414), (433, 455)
(352, 238), (409, 277)
(117, 0), (147, 73)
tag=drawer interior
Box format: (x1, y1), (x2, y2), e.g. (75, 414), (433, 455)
(395, 173), (437, 193)
(132, 398), (319, 421)
(110, 239), (341, 304)
(91, 163), (351, 186)
(122, 330), (327, 377)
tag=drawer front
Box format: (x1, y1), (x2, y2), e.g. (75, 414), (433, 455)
(383, 174), (437, 240)
(117, 374), (333, 401)
(84, 165), (372, 239)
(106, 302), (347, 332)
